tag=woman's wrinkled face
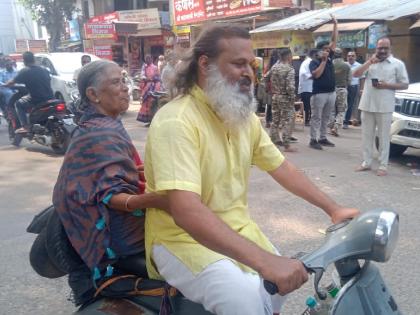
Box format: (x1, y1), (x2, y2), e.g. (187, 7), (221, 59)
(96, 65), (130, 118)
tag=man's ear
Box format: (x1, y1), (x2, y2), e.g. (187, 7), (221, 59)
(198, 55), (209, 76)
(85, 87), (99, 103)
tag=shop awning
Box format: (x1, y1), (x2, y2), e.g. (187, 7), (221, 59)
(250, 7), (343, 33)
(410, 19), (420, 30)
(313, 21), (374, 33)
(113, 21), (162, 36)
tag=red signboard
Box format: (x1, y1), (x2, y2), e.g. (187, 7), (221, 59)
(85, 23), (117, 40)
(88, 12), (119, 24)
(174, 0), (263, 25)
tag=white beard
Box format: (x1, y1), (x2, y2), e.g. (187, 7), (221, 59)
(204, 65), (256, 129)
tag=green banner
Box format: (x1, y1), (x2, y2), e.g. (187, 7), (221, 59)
(315, 31), (366, 49)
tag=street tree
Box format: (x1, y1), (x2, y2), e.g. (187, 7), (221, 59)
(19, 0), (77, 52)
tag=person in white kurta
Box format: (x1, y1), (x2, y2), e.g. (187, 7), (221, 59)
(353, 38), (409, 176)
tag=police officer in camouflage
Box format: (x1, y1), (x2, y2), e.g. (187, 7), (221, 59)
(265, 48), (297, 152)
(329, 48), (352, 136)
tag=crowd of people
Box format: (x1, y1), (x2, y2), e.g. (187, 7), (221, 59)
(258, 15), (409, 176)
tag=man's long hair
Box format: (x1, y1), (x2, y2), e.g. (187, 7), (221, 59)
(170, 24), (250, 97)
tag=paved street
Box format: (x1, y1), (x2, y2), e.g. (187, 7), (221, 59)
(0, 104), (419, 315)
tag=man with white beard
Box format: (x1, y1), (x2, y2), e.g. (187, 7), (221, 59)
(144, 25), (359, 315)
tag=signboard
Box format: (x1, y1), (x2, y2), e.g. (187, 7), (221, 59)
(15, 39), (48, 53)
(68, 19), (81, 41)
(368, 24), (388, 49)
(28, 40), (48, 53)
(266, 0), (293, 7)
(251, 31), (312, 55)
(88, 12), (119, 24)
(83, 40), (94, 55)
(118, 8), (161, 29)
(85, 23), (116, 39)
(94, 44), (113, 60)
(15, 39), (29, 53)
(174, 0), (263, 26)
(173, 25), (191, 35)
(315, 31), (366, 49)
(251, 31), (292, 49)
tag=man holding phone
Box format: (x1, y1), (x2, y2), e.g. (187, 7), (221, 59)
(353, 37), (409, 176)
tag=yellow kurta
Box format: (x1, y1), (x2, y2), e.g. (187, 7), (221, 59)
(144, 85), (285, 279)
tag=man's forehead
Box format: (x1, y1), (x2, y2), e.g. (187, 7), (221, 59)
(218, 37), (255, 59)
(377, 39), (391, 47)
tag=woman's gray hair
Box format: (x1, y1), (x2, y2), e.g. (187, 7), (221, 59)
(77, 59), (118, 108)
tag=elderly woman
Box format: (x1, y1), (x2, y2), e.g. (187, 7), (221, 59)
(52, 60), (167, 306)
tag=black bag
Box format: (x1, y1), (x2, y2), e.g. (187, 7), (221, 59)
(26, 205), (54, 234)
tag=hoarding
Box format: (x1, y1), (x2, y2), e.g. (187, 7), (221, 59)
(315, 31), (366, 49)
(85, 23), (116, 40)
(174, 0), (263, 25)
(118, 8), (161, 29)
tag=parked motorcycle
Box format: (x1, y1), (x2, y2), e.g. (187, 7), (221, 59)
(67, 89), (82, 125)
(4, 84), (76, 154)
(131, 73), (142, 101)
(51, 208), (398, 314)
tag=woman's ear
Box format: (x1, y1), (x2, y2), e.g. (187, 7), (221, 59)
(85, 87), (99, 103)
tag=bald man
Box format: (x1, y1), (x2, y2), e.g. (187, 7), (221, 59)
(353, 37), (409, 176)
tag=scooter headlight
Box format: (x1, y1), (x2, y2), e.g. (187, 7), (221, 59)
(373, 210), (399, 262)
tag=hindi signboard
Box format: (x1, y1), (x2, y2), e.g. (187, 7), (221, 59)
(88, 12), (119, 24)
(118, 8), (161, 29)
(85, 23), (116, 40)
(315, 31), (366, 49)
(174, 0), (263, 26)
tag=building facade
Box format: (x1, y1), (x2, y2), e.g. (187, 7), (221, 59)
(0, 0), (47, 55)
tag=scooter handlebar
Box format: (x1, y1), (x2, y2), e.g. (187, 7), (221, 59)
(263, 264), (314, 296)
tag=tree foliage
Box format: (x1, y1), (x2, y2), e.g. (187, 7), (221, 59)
(19, 0), (77, 52)
(314, 0), (332, 9)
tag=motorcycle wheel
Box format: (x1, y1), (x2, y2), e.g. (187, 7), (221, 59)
(45, 209), (83, 274)
(51, 125), (71, 155)
(8, 121), (22, 146)
(29, 228), (66, 278)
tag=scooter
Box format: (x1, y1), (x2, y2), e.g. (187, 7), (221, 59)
(4, 84), (77, 154)
(72, 209), (401, 314)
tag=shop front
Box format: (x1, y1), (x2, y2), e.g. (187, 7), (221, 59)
(84, 9), (173, 76)
(171, 0), (294, 49)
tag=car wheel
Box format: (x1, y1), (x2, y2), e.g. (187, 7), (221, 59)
(375, 137), (407, 157)
(389, 143), (407, 157)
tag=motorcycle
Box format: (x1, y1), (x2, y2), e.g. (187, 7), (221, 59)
(4, 84), (77, 154)
(131, 73), (142, 101)
(66, 208), (400, 314)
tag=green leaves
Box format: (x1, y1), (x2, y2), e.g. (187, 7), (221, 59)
(18, 0), (77, 51)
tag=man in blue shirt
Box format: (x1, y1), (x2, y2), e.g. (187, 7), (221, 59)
(0, 59), (18, 113)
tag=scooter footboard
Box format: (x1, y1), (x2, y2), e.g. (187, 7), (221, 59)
(333, 263), (401, 315)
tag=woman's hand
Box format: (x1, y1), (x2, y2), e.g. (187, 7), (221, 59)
(137, 164), (145, 182)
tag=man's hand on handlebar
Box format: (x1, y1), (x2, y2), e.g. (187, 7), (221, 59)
(330, 207), (360, 224)
(259, 254), (308, 296)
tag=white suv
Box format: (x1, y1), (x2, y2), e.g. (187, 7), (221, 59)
(390, 83), (420, 156)
(34, 53), (99, 105)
